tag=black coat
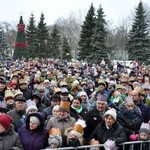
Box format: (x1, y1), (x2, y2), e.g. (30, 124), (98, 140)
(90, 121), (127, 145)
(70, 107), (87, 121)
(83, 108), (107, 144)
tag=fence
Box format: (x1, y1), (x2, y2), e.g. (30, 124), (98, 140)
(42, 140), (150, 150)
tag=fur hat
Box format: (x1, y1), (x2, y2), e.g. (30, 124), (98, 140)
(70, 119), (86, 138)
(104, 109), (117, 121)
(0, 114), (12, 129)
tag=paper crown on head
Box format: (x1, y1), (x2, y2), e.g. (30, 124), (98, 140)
(49, 128), (62, 136)
(71, 119), (86, 138)
(140, 123), (150, 134)
(48, 128), (62, 147)
(59, 100), (70, 112)
(124, 96), (134, 104)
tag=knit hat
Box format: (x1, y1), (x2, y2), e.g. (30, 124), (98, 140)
(26, 105), (38, 114)
(104, 109), (117, 121)
(52, 105), (60, 111)
(70, 119), (86, 138)
(0, 114), (12, 129)
(30, 116), (41, 125)
(139, 123), (150, 135)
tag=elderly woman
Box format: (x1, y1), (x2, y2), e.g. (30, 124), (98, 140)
(90, 109), (127, 150)
(18, 112), (49, 150)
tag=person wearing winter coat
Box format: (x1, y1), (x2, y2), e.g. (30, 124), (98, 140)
(83, 93), (108, 144)
(0, 114), (23, 150)
(70, 96), (87, 121)
(90, 109), (127, 150)
(18, 112), (49, 150)
(31, 91), (46, 112)
(117, 96), (142, 139)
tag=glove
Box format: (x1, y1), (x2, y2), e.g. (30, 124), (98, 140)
(129, 134), (138, 141)
(104, 140), (117, 150)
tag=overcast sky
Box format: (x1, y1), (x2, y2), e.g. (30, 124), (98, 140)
(0, 0), (149, 26)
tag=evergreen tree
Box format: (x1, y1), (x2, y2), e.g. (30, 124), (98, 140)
(62, 36), (72, 61)
(89, 5), (109, 64)
(0, 26), (8, 59)
(26, 13), (37, 58)
(127, 1), (150, 65)
(13, 16), (28, 60)
(36, 12), (49, 58)
(78, 3), (95, 61)
(49, 25), (61, 59)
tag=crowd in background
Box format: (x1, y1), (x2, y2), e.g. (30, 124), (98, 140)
(0, 58), (150, 150)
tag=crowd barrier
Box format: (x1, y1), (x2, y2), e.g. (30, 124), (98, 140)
(42, 140), (150, 150)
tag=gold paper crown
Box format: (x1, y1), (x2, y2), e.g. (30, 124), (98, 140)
(49, 128), (62, 136)
(60, 100), (70, 109)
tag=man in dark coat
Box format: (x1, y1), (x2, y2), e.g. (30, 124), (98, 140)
(83, 93), (108, 144)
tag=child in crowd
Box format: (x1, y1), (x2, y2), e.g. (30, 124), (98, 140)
(130, 122), (150, 150)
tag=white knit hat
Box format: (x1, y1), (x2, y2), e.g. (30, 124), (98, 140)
(26, 105), (38, 114)
(104, 109), (117, 121)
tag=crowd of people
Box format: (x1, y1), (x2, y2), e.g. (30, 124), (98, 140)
(0, 58), (150, 150)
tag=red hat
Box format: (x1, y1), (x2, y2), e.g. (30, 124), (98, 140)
(0, 114), (12, 129)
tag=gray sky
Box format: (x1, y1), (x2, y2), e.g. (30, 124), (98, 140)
(0, 0), (150, 26)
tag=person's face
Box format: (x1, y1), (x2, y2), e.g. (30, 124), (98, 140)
(98, 84), (105, 90)
(125, 103), (135, 111)
(32, 97), (40, 104)
(0, 123), (6, 133)
(51, 100), (60, 106)
(105, 115), (115, 127)
(96, 101), (107, 112)
(6, 98), (14, 105)
(29, 121), (38, 130)
(140, 132), (149, 140)
(0, 83), (6, 91)
(39, 90), (45, 96)
(15, 101), (26, 111)
(50, 143), (58, 148)
(144, 89), (150, 96)
(72, 99), (81, 109)
(52, 110), (60, 117)
(28, 109), (38, 115)
(132, 91), (140, 105)
(117, 89), (123, 94)
(80, 94), (87, 102)
(20, 83), (27, 90)
(59, 110), (68, 119)
(60, 93), (68, 101)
